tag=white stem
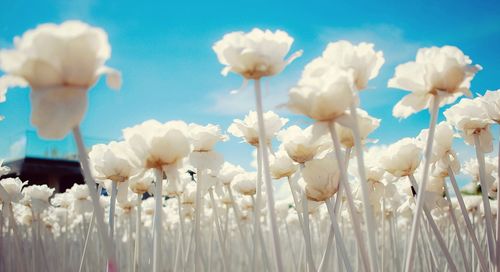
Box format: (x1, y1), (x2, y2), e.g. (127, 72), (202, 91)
(79, 185), (103, 272)
(109, 182), (118, 240)
(301, 193), (316, 271)
(349, 103), (379, 272)
(73, 126), (116, 271)
(253, 79), (283, 272)
(404, 94), (440, 272)
(194, 168), (204, 272)
(446, 157), (488, 271)
(473, 133), (496, 265)
(134, 193), (142, 272)
(325, 198), (353, 272)
(252, 145), (263, 271)
(208, 189), (228, 272)
(443, 179), (470, 270)
(328, 121), (370, 271)
(152, 168), (163, 272)
(225, 184), (251, 260)
(407, 174), (457, 271)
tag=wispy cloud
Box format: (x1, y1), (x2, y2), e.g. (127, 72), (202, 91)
(57, 0), (96, 21)
(206, 74), (299, 116)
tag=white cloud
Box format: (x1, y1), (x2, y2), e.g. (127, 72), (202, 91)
(207, 77), (298, 116)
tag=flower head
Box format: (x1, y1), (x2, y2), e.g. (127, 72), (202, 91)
(23, 184), (54, 204)
(335, 108), (380, 148)
(444, 97), (493, 153)
(480, 90), (500, 123)
(277, 124), (330, 164)
(380, 138), (422, 177)
(300, 156), (340, 202)
(303, 40), (384, 90)
(89, 141), (137, 182)
(0, 21), (121, 138)
(0, 177), (28, 203)
(232, 172), (257, 196)
(228, 110), (288, 147)
(288, 66), (354, 121)
(390, 46), (481, 118)
(213, 28), (301, 79)
(188, 123), (228, 152)
(124, 120), (191, 170)
(269, 149), (298, 179)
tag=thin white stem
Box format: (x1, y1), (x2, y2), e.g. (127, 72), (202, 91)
(225, 184), (251, 260)
(404, 94), (440, 272)
(209, 189), (228, 272)
(253, 78), (283, 272)
(194, 168), (204, 272)
(152, 168), (163, 272)
(349, 103), (379, 272)
(301, 193), (316, 271)
(328, 121), (370, 271)
(473, 133), (496, 265)
(325, 198), (353, 272)
(443, 179), (470, 270)
(72, 126), (116, 271)
(252, 145), (263, 271)
(134, 193), (142, 272)
(109, 182), (118, 240)
(408, 174), (457, 271)
(446, 157), (488, 271)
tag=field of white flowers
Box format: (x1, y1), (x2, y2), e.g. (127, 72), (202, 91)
(0, 21), (498, 272)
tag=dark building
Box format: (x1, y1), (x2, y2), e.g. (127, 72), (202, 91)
(3, 131), (108, 193)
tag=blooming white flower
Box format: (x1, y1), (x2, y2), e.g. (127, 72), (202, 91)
(68, 183), (90, 200)
(302, 40), (384, 90)
(128, 170), (154, 195)
(288, 66), (354, 121)
(89, 141), (137, 183)
(269, 149), (298, 179)
(0, 177), (27, 203)
(380, 138), (422, 177)
(23, 184), (54, 203)
(124, 120), (191, 171)
(188, 123), (228, 152)
(228, 110), (288, 147)
(389, 46), (481, 118)
(480, 89), (500, 123)
(464, 156), (497, 187)
(232, 172), (257, 196)
(212, 28), (302, 79)
(0, 21), (121, 138)
(300, 156), (340, 202)
(335, 108), (380, 148)
(277, 124), (330, 164)
(218, 162), (245, 185)
(444, 97), (493, 152)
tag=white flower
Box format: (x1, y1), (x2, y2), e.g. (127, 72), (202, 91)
(302, 40), (384, 90)
(51, 192), (72, 208)
(288, 66), (354, 121)
(269, 149), (298, 179)
(23, 184), (54, 203)
(188, 123), (228, 152)
(480, 89), (500, 123)
(68, 183), (90, 200)
(0, 21), (121, 138)
(335, 108), (380, 148)
(232, 172), (257, 196)
(464, 156), (497, 186)
(389, 46), (481, 118)
(128, 171), (154, 195)
(228, 110), (288, 146)
(0, 177), (27, 203)
(444, 97), (493, 153)
(212, 28), (302, 79)
(300, 156), (340, 202)
(218, 162), (245, 185)
(277, 124), (330, 164)
(380, 138), (422, 177)
(416, 121), (456, 163)
(89, 141), (137, 182)
(124, 120), (191, 170)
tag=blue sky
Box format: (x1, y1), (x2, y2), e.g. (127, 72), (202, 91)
(1, 0), (499, 179)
